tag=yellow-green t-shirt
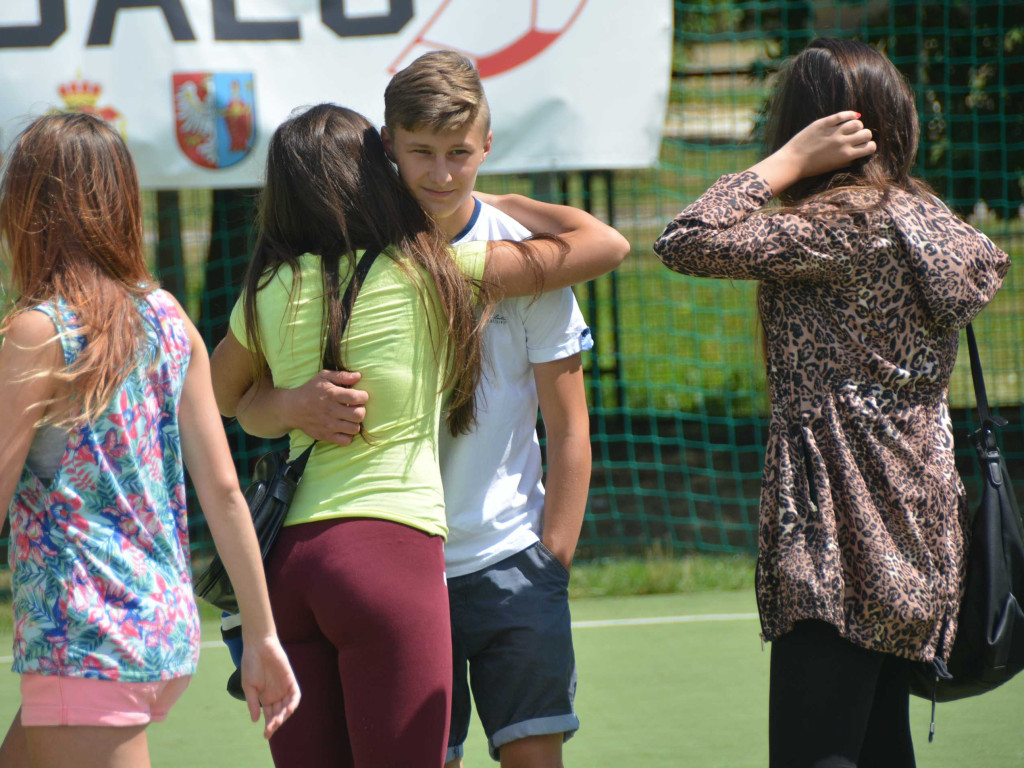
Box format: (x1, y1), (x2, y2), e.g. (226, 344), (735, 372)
(228, 244), (486, 538)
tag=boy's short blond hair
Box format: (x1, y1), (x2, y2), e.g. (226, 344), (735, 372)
(384, 51), (490, 135)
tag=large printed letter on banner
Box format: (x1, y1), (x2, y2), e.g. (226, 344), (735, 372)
(321, 0), (413, 38)
(87, 0), (196, 46)
(0, 0), (671, 188)
(212, 0), (299, 41)
(0, 0), (65, 48)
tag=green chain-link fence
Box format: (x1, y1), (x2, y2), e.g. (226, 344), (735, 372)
(572, 0), (1024, 559)
(573, 0), (1024, 558)
(5, 0), (1024, 567)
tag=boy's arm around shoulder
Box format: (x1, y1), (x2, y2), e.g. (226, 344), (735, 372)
(475, 192), (629, 297)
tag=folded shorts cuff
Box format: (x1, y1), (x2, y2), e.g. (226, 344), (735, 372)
(445, 743), (465, 763)
(489, 714), (580, 760)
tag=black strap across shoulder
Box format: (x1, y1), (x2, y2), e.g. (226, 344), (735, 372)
(343, 247), (383, 327)
(291, 245), (383, 472)
(965, 323), (1007, 433)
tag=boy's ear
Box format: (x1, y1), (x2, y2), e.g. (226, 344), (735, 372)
(381, 126), (396, 162)
(482, 130), (493, 160)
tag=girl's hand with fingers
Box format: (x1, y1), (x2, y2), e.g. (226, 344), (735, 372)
(749, 110), (876, 196)
(241, 635), (302, 739)
(783, 110), (877, 179)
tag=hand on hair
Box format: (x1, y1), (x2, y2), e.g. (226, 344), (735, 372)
(750, 111), (876, 195)
(786, 111), (876, 178)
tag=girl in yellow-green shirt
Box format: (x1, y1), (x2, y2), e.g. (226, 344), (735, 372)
(210, 104), (627, 768)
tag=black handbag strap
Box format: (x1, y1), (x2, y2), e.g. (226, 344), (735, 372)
(965, 323), (1007, 432)
(322, 246), (383, 370)
(289, 245), (383, 475)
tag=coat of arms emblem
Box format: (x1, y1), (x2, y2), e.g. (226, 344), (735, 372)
(172, 73), (256, 170)
(56, 74), (125, 134)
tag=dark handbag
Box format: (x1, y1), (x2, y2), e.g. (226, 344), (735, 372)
(193, 246), (382, 615)
(910, 324), (1024, 708)
(192, 444), (314, 613)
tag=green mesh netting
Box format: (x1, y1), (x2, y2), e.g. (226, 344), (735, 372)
(4, 0), (1023, 567)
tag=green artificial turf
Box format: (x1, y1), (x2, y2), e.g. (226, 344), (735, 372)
(0, 591), (1020, 767)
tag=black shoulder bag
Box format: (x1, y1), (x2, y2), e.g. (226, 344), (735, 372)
(193, 246), (382, 614)
(910, 324), (1024, 714)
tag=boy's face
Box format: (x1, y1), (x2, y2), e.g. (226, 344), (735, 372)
(382, 115), (492, 238)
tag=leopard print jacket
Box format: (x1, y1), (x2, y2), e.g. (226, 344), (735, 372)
(654, 171), (1011, 662)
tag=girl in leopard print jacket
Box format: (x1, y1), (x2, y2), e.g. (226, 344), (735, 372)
(655, 38), (1009, 767)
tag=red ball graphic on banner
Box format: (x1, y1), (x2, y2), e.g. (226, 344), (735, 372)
(388, 0), (588, 78)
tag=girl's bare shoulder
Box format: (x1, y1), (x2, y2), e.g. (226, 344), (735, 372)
(2, 309), (60, 350)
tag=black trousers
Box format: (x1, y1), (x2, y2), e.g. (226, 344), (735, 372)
(769, 620), (916, 768)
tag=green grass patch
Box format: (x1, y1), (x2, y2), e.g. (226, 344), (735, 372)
(570, 553), (756, 599)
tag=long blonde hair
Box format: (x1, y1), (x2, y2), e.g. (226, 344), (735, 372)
(0, 112), (155, 427)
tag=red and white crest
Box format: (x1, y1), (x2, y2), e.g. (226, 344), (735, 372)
(172, 72), (256, 170)
(55, 74), (125, 134)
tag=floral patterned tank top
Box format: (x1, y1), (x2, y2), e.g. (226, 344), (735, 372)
(8, 290), (201, 681)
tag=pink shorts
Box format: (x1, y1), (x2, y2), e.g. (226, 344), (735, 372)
(20, 674), (192, 727)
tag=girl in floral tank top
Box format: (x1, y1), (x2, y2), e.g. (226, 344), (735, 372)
(9, 291), (198, 682)
(0, 113), (300, 766)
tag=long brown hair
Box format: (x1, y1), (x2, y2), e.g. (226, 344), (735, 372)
(242, 103), (487, 435)
(764, 37), (930, 206)
(755, 38), (932, 360)
(0, 112), (154, 427)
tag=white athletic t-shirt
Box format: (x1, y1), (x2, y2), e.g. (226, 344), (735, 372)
(441, 198), (593, 578)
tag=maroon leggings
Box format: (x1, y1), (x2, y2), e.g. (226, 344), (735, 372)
(264, 517), (452, 768)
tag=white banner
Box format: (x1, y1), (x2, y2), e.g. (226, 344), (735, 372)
(0, 1), (671, 189)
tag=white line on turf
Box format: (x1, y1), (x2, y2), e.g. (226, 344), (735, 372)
(572, 612), (758, 629)
(0, 613), (760, 663)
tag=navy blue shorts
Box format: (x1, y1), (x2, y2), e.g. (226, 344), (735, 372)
(446, 541), (579, 762)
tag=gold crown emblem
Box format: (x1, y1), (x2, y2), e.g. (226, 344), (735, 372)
(58, 78), (103, 110)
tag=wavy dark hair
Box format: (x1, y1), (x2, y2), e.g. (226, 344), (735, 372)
(242, 103), (488, 435)
(764, 37), (930, 206)
(0, 112), (154, 427)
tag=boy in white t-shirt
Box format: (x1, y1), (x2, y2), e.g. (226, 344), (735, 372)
(245, 52), (592, 767)
(385, 52), (589, 768)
